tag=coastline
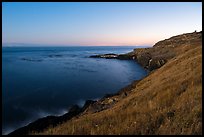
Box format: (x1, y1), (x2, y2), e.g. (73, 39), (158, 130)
(8, 31), (202, 135)
(3, 46), (146, 135)
(8, 49), (148, 135)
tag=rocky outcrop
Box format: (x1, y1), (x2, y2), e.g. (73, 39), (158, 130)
(90, 53), (119, 59)
(90, 31), (202, 71)
(131, 31), (202, 71)
(90, 53), (134, 60)
(117, 54), (134, 60)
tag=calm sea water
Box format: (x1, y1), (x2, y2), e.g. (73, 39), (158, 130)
(2, 46), (148, 134)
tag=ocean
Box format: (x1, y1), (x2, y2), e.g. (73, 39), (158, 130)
(2, 46), (148, 134)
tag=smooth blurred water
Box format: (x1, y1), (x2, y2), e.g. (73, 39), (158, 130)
(2, 46), (148, 134)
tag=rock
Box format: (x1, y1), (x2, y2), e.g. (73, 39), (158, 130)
(69, 105), (81, 113)
(90, 53), (118, 59)
(117, 54), (133, 60)
(8, 116), (58, 135)
(107, 99), (114, 104)
(90, 53), (133, 60)
(148, 58), (167, 71)
(81, 100), (97, 111)
(134, 51), (152, 69)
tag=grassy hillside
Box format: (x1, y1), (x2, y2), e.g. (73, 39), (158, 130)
(33, 31), (202, 135)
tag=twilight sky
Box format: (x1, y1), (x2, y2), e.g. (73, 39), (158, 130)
(2, 2), (202, 46)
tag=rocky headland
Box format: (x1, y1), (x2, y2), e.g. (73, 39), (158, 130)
(90, 31), (202, 71)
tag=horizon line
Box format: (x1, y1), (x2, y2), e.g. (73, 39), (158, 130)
(2, 43), (153, 47)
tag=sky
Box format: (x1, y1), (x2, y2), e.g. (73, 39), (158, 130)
(2, 2), (202, 46)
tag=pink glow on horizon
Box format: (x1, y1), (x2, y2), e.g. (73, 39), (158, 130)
(40, 36), (157, 46)
(5, 30), (195, 47)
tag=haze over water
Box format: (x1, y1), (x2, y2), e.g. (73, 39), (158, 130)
(2, 46), (148, 134)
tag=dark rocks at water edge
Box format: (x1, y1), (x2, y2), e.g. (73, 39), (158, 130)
(90, 53), (133, 60)
(8, 100), (96, 135)
(90, 53), (118, 59)
(8, 85), (134, 135)
(9, 86), (135, 135)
